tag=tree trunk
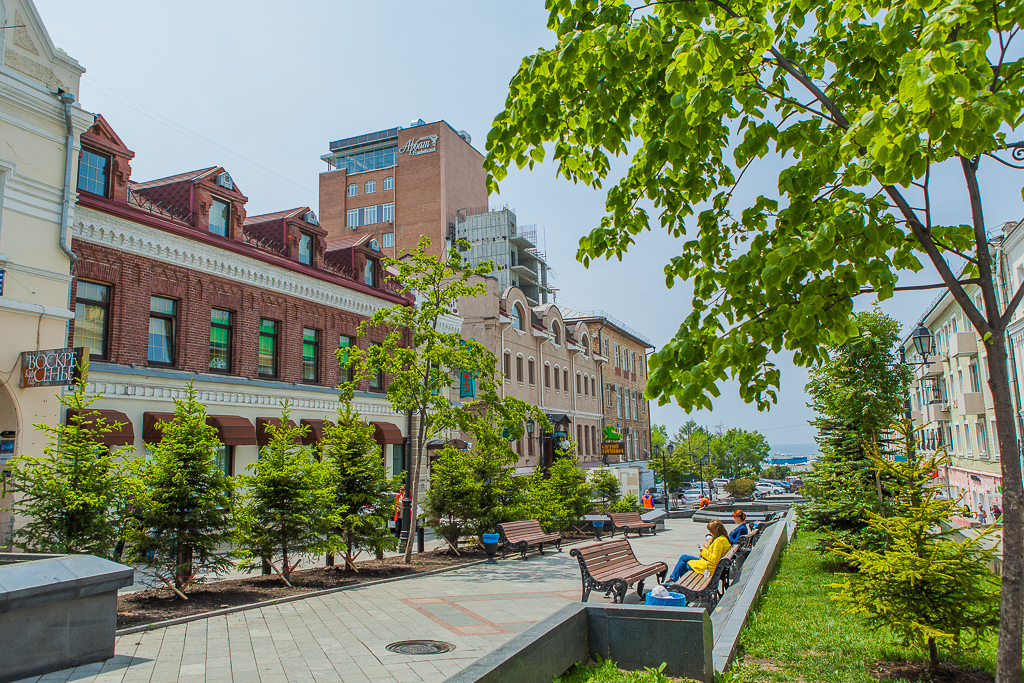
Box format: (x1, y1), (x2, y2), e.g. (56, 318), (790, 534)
(928, 636), (939, 673)
(984, 336), (1024, 683)
(403, 410), (427, 563)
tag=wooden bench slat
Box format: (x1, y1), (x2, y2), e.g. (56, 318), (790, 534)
(570, 539), (667, 604)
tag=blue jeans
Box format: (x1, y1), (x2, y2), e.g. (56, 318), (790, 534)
(669, 554), (700, 582)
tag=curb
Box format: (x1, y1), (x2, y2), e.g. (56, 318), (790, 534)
(116, 537), (594, 637)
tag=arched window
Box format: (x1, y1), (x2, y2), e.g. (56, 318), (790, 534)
(577, 425), (583, 453)
(503, 352), (511, 379)
(554, 366), (560, 390)
(584, 426), (590, 455)
(582, 335), (590, 356)
(510, 303), (523, 330)
(551, 321), (561, 345)
(576, 372), (582, 394)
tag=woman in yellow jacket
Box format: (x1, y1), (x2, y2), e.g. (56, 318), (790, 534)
(667, 520), (732, 582)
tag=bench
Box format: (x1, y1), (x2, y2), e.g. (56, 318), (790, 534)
(735, 516), (781, 564)
(664, 545), (739, 608)
(570, 539), (668, 604)
(609, 512), (657, 538)
(498, 520), (562, 559)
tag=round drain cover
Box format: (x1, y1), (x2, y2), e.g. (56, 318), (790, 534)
(385, 640), (456, 655)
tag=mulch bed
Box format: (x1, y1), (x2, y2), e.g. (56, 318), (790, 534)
(117, 549), (488, 629)
(872, 660), (994, 683)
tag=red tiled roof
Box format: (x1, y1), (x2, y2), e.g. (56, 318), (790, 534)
(131, 168), (217, 189)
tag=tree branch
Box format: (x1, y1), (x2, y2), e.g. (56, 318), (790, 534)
(858, 279), (981, 294)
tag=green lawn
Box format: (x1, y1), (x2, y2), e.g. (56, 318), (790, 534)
(555, 659), (695, 683)
(728, 531), (997, 683)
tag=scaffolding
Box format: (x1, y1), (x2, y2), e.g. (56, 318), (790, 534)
(456, 209), (553, 305)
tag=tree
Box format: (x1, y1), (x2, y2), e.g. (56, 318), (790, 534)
(424, 447), (484, 550)
(3, 371), (133, 557)
(126, 382), (232, 596)
(724, 478), (756, 498)
(829, 423), (1001, 673)
(233, 407), (338, 585)
(343, 237), (496, 563)
(486, 4), (1024, 677)
(647, 448), (693, 494)
(543, 446), (592, 531)
(319, 405), (401, 569)
(802, 311), (911, 541)
(714, 428), (771, 478)
(762, 465), (792, 481)
(650, 424), (668, 451)
(589, 468), (622, 510)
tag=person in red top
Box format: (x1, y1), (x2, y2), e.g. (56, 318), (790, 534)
(642, 490), (654, 509)
(394, 487), (405, 522)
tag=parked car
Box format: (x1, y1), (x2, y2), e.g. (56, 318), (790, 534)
(762, 478), (792, 492)
(680, 486), (706, 506)
(711, 478), (729, 488)
(649, 485), (668, 504)
(754, 481), (784, 496)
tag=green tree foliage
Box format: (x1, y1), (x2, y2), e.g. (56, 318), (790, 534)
(541, 447), (592, 531)
(762, 465), (792, 481)
(319, 405), (401, 569)
(801, 311), (910, 541)
(713, 428), (771, 478)
(234, 407), (338, 585)
(3, 372), (133, 557)
(611, 494), (641, 513)
(647, 448), (692, 495)
(424, 447), (484, 550)
(589, 468), (622, 511)
(829, 424), (1001, 672)
(485, 4), (1024, 676)
(343, 237), (496, 563)
(126, 382), (232, 595)
(650, 424), (668, 451)
(724, 478), (756, 498)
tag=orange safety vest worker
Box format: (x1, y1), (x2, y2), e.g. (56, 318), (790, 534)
(394, 491), (404, 522)
(642, 492), (654, 509)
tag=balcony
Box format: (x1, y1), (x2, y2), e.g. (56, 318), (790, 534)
(917, 358), (944, 378)
(925, 402), (950, 422)
(511, 263), (538, 282)
(949, 332), (979, 358)
(957, 392), (986, 415)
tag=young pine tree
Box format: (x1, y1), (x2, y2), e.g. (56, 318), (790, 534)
(590, 469), (622, 512)
(234, 406), (338, 585)
(319, 405), (400, 570)
(828, 422), (1001, 673)
(125, 382), (232, 596)
(423, 446), (483, 552)
(3, 371), (133, 557)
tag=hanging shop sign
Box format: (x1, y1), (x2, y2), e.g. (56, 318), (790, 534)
(601, 441), (625, 456)
(399, 135), (438, 156)
(20, 347), (86, 388)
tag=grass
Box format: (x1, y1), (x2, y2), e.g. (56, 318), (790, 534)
(728, 531), (998, 683)
(554, 659), (696, 682)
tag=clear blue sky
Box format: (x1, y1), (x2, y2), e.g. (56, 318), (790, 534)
(40, 0), (1024, 446)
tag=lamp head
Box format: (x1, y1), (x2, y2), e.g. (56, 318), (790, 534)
(911, 322), (934, 359)
(526, 419), (534, 435)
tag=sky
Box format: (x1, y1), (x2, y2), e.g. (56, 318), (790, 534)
(39, 0), (1024, 447)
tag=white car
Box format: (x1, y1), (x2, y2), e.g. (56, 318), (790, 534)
(680, 488), (705, 505)
(754, 482), (783, 496)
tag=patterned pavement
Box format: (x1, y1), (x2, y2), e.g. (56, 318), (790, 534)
(19, 521), (709, 683)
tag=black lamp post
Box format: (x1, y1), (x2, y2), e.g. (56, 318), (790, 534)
(665, 443), (674, 512)
(526, 418), (535, 461)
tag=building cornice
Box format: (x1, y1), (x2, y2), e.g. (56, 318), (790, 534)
(74, 204), (407, 318)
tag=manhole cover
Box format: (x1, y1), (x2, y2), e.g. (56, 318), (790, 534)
(385, 640), (456, 655)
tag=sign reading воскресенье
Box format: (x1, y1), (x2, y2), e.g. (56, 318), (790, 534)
(20, 347), (86, 388)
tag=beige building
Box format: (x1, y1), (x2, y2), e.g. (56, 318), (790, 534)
(459, 277), (603, 471)
(0, 0), (91, 545)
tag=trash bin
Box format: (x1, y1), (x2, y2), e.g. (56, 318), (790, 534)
(645, 592), (687, 607)
(482, 533), (499, 563)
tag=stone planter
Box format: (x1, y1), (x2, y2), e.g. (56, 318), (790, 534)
(0, 553), (134, 683)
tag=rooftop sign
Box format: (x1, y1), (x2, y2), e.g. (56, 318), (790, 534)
(399, 135), (438, 156)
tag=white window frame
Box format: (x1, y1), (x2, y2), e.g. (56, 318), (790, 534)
(382, 232), (395, 248)
(384, 176), (394, 190)
(347, 183), (358, 197)
(347, 208), (359, 228)
(365, 179), (377, 194)
(364, 205), (378, 224)
(383, 202), (394, 222)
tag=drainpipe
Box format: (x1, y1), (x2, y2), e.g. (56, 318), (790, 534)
(57, 91), (78, 344)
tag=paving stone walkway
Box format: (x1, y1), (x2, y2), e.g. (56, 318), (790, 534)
(21, 522), (710, 683)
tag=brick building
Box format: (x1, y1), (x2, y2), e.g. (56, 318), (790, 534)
(319, 120), (487, 260)
(67, 116), (411, 479)
(560, 309), (654, 465)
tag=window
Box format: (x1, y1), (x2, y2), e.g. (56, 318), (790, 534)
(516, 355), (523, 382)
(603, 338), (609, 358)
(554, 366), (560, 390)
(563, 369), (569, 392)
(607, 383), (614, 406)
(965, 422), (973, 455)
(74, 281), (110, 359)
(365, 179), (377, 194)
(384, 176), (394, 190)
(383, 202), (394, 222)
(632, 352), (637, 374)
(551, 322), (561, 345)
(347, 183), (358, 197)
(576, 372), (582, 394)
(347, 208), (360, 228)
(298, 233), (313, 265)
(545, 364), (551, 388)
(382, 232), (394, 248)
(510, 304), (523, 330)
(582, 336), (590, 356)
(302, 328), (319, 383)
(614, 344), (620, 368)
(339, 335), (354, 383)
(77, 148), (109, 197)
(209, 309), (232, 372)
(364, 204), (378, 224)
(334, 146), (398, 175)
(208, 198), (229, 236)
(591, 377), (596, 397)
(148, 296), (177, 365)
(258, 319), (278, 377)
(215, 445), (233, 477)
(616, 388), (622, 418)
(577, 425), (583, 452)
(369, 343), (384, 390)
(969, 364), (981, 393)
(504, 352), (511, 379)
(978, 421), (989, 455)
(528, 359), (535, 385)
(591, 426), (597, 454)
(584, 426), (590, 455)
(364, 258), (377, 286)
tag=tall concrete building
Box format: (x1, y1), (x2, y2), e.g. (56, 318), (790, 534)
(456, 208), (551, 306)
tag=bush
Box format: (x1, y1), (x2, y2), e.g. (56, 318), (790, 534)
(611, 494), (640, 513)
(724, 478), (755, 497)
(589, 468), (621, 512)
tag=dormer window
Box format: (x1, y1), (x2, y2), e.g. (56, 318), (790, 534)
(551, 321), (561, 345)
(209, 198), (229, 236)
(511, 303), (523, 331)
(78, 148), (110, 197)
(298, 233), (313, 265)
(364, 258), (377, 287)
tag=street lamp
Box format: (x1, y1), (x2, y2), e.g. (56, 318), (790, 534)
(911, 322), (935, 362)
(665, 443), (674, 512)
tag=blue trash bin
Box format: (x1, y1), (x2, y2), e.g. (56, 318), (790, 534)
(482, 533), (500, 563)
(645, 592), (687, 607)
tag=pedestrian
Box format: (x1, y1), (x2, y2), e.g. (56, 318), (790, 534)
(393, 487), (405, 536)
(699, 496), (711, 508)
(728, 510), (749, 543)
(666, 520), (732, 583)
(642, 490), (654, 509)
(992, 504), (1003, 522)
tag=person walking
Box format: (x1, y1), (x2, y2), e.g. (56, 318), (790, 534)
(642, 490), (654, 509)
(666, 520), (732, 583)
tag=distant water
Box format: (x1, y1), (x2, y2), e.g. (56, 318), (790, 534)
(768, 443), (820, 459)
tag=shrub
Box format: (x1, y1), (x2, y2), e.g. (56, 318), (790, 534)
(724, 478), (755, 497)
(611, 494), (640, 513)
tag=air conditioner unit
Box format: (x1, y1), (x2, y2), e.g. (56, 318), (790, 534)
(215, 172), (234, 190)
(304, 211), (318, 225)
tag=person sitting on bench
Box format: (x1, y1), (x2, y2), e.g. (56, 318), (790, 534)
(728, 510), (749, 543)
(667, 520), (732, 582)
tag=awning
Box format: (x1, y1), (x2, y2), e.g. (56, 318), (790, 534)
(546, 413), (571, 426)
(256, 417), (299, 447)
(207, 415), (257, 446)
(65, 409), (135, 447)
(142, 412), (176, 445)
(371, 421), (404, 445)
(300, 418), (331, 446)
(426, 438), (469, 451)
